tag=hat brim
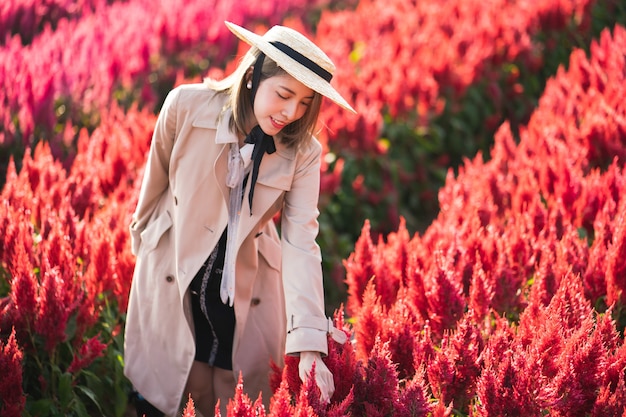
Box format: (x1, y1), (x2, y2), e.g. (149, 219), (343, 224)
(225, 21), (356, 114)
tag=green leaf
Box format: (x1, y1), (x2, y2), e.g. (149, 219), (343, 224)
(82, 369), (102, 389)
(77, 385), (103, 414)
(27, 399), (56, 416)
(114, 384), (130, 417)
(58, 372), (73, 408)
(72, 397), (91, 417)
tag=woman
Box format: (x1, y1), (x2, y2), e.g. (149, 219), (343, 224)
(123, 21), (355, 417)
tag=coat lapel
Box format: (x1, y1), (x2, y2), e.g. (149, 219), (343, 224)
(236, 141), (295, 247)
(213, 111), (235, 206)
(193, 95), (297, 248)
(189, 93), (233, 206)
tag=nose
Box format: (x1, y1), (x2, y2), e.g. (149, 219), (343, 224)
(282, 100), (298, 121)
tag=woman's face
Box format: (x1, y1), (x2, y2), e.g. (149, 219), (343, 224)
(252, 74), (314, 136)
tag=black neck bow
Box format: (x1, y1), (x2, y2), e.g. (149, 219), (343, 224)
(243, 125), (276, 214)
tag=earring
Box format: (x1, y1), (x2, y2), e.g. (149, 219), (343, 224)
(246, 81), (252, 89)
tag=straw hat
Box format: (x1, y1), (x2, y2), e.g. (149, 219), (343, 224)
(225, 21), (356, 114)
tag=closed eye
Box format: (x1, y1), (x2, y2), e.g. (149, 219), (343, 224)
(277, 92), (310, 107)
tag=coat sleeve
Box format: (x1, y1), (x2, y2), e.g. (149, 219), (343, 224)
(129, 87), (180, 255)
(280, 139), (346, 356)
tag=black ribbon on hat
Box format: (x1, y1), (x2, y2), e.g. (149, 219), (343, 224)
(244, 125), (275, 214)
(270, 41), (333, 82)
(243, 52), (276, 215)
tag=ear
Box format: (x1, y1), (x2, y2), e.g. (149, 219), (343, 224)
(245, 66), (254, 84)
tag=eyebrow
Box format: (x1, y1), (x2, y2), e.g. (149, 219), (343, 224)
(279, 85), (314, 100)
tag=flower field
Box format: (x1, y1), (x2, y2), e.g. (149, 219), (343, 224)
(1, 0), (626, 416)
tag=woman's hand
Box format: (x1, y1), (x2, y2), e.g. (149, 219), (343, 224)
(299, 351), (334, 404)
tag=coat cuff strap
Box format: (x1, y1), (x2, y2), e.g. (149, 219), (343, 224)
(288, 316), (347, 344)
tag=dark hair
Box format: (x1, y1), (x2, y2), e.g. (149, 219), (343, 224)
(205, 49), (323, 148)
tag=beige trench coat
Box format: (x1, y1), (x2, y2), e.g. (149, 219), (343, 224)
(124, 84), (340, 416)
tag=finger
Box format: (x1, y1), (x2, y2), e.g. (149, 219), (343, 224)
(317, 381), (329, 403)
(320, 385), (332, 404)
(317, 374), (334, 403)
(321, 393), (330, 404)
(299, 366), (310, 382)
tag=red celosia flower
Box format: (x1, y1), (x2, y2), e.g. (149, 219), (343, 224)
(254, 397), (267, 417)
(3, 207), (37, 322)
(605, 199), (626, 306)
(591, 371), (626, 417)
(353, 280), (383, 361)
(378, 290), (423, 380)
(369, 218), (410, 308)
(423, 251), (465, 339)
(268, 379), (295, 417)
(344, 220), (377, 316)
(226, 372), (265, 417)
(296, 361), (324, 416)
(275, 354), (302, 400)
(396, 367), (431, 416)
(352, 339), (399, 416)
(0, 328), (26, 417)
(527, 247), (559, 308)
(323, 319), (358, 405)
(269, 359), (284, 395)
(539, 314), (604, 415)
(430, 400), (454, 417)
(427, 311), (484, 411)
(6, 244), (37, 337)
(182, 394), (196, 417)
(475, 338), (542, 416)
(325, 388), (354, 417)
(67, 334), (107, 374)
(34, 267), (72, 352)
(468, 257), (494, 320)
(325, 309), (356, 387)
(405, 249), (430, 323)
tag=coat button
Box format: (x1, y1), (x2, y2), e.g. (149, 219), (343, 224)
(173, 196), (178, 205)
(250, 297), (261, 306)
(165, 275), (174, 283)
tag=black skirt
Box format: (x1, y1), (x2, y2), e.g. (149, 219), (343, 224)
(189, 229), (235, 370)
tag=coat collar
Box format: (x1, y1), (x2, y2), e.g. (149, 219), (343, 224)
(190, 89), (298, 246)
(191, 91), (296, 160)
